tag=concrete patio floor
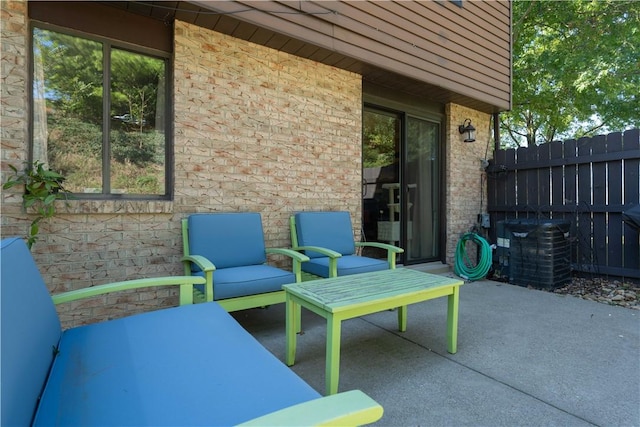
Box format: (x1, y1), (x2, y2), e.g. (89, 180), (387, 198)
(231, 269), (640, 426)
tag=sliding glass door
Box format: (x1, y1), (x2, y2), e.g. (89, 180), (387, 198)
(362, 107), (440, 264)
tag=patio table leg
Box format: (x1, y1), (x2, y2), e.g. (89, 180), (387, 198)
(397, 305), (408, 332)
(326, 313), (342, 395)
(446, 285), (460, 354)
(285, 294), (297, 366)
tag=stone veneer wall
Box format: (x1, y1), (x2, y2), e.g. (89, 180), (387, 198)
(173, 21), (363, 237)
(1, 4), (362, 327)
(444, 103), (492, 265)
(1, 1), (490, 328)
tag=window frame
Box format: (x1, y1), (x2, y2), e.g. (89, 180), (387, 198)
(29, 21), (173, 201)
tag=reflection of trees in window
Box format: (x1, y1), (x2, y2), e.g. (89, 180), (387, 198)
(34, 29), (103, 124)
(407, 119), (438, 163)
(363, 111), (398, 168)
(111, 48), (164, 133)
(32, 27), (168, 196)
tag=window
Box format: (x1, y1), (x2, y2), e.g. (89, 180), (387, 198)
(31, 26), (170, 198)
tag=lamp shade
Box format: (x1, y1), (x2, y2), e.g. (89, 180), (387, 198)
(458, 119), (476, 143)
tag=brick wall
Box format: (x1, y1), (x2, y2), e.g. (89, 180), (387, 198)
(1, 7), (363, 328)
(444, 103), (492, 264)
(173, 21), (363, 239)
(1, 1), (490, 327)
(1, 0), (28, 223)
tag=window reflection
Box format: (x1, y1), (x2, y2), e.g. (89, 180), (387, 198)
(32, 27), (167, 196)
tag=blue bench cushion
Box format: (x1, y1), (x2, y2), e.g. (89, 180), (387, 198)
(188, 213), (267, 269)
(194, 265), (295, 300)
(303, 255), (389, 278)
(34, 302), (320, 426)
(1, 238), (63, 427)
(294, 211), (356, 258)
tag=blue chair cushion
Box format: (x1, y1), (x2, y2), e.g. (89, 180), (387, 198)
(303, 255), (389, 278)
(188, 213), (267, 269)
(1, 238), (62, 427)
(194, 265), (295, 300)
(294, 211), (356, 258)
(34, 302), (320, 426)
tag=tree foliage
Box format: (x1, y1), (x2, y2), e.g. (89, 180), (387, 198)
(502, 0), (640, 147)
(35, 28), (163, 130)
(34, 29), (103, 124)
(363, 112), (397, 168)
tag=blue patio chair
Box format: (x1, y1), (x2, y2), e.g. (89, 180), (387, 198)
(182, 213), (309, 311)
(290, 211), (404, 278)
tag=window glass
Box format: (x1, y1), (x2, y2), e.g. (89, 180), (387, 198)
(109, 48), (166, 195)
(32, 27), (168, 197)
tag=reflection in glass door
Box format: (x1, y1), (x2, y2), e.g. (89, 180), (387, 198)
(362, 108), (440, 263)
(362, 109), (400, 258)
(405, 117), (440, 262)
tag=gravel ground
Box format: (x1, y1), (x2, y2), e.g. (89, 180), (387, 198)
(552, 276), (640, 310)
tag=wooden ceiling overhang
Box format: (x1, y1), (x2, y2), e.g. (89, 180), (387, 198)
(101, 1), (510, 114)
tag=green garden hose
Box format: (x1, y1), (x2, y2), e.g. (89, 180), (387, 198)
(454, 232), (493, 281)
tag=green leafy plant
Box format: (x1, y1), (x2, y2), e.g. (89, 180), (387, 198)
(3, 160), (71, 249)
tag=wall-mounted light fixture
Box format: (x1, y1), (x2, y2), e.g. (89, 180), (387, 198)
(458, 119), (476, 143)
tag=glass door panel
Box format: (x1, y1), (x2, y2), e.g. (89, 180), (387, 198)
(362, 109), (400, 255)
(405, 117), (440, 262)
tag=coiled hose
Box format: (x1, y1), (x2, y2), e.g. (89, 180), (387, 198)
(454, 232), (492, 281)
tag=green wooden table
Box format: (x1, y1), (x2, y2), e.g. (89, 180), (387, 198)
(283, 268), (464, 395)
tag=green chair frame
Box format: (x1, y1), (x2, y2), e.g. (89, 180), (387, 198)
(52, 276), (204, 306)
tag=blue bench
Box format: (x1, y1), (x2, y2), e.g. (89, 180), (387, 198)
(1, 237), (383, 426)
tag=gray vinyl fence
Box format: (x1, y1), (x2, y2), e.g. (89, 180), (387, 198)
(487, 128), (640, 280)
